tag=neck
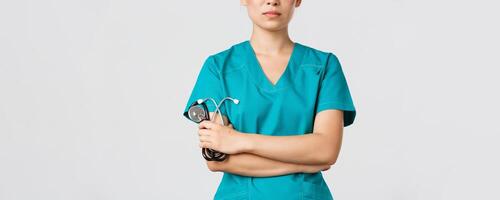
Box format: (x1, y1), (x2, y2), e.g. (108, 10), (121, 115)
(249, 24), (294, 55)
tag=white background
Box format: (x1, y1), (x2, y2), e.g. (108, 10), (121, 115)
(1, 0), (499, 199)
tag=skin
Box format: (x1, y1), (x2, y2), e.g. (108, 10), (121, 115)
(202, 112), (332, 177)
(197, 0), (344, 176)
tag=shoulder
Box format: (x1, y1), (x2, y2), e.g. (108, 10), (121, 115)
(202, 41), (248, 74)
(296, 42), (340, 68)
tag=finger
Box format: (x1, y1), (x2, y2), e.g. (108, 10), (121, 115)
(198, 129), (211, 136)
(199, 135), (211, 143)
(199, 120), (217, 130)
(198, 120), (208, 129)
(199, 141), (212, 149)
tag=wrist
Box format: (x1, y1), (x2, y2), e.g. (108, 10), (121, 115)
(236, 131), (255, 153)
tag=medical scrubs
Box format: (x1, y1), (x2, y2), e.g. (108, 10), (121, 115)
(182, 40), (356, 200)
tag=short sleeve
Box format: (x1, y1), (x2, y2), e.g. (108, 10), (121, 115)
(182, 56), (224, 121)
(315, 53), (357, 127)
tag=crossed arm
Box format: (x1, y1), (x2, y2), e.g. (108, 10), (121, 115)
(202, 110), (344, 177)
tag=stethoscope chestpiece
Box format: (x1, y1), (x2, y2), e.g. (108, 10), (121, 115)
(183, 100), (209, 123)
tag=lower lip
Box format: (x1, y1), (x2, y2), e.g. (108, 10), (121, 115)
(264, 13), (280, 17)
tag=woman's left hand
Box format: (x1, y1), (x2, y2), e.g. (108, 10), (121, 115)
(198, 120), (247, 154)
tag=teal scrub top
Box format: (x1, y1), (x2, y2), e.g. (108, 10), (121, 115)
(182, 40), (356, 200)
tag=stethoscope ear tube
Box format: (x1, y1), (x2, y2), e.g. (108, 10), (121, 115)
(202, 148), (228, 161)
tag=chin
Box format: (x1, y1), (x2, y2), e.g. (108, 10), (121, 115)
(256, 22), (287, 32)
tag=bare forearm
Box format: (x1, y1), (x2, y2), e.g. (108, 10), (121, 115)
(241, 133), (334, 165)
(203, 112), (334, 172)
(209, 152), (329, 177)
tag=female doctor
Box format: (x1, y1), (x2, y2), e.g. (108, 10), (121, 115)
(182, 0), (357, 199)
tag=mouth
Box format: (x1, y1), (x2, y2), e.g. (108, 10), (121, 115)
(263, 11), (281, 17)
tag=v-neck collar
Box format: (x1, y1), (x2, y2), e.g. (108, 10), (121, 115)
(243, 40), (304, 92)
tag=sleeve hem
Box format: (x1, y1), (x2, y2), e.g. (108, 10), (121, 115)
(316, 101), (356, 127)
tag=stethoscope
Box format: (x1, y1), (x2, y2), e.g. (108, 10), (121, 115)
(183, 97), (239, 161)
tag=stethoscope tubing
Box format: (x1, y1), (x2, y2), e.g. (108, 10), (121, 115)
(196, 97), (239, 161)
